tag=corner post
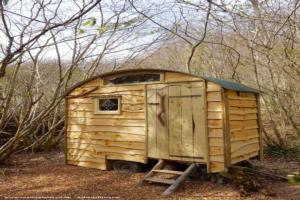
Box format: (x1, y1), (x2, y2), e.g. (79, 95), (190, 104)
(222, 88), (231, 170)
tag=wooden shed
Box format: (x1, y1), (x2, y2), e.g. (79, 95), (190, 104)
(65, 69), (262, 174)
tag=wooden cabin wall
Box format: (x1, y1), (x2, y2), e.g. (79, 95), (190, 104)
(66, 79), (146, 170)
(227, 90), (260, 164)
(206, 81), (225, 172)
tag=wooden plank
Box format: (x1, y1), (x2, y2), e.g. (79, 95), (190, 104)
(153, 169), (184, 175)
(181, 85), (194, 157)
(68, 98), (92, 104)
(231, 129), (259, 141)
(208, 128), (223, 138)
(228, 99), (257, 108)
(67, 142), (144, 155)
(144, 85), (148, 160)
(122, 103), (144, 112)
(67, 125), (145, 134)
(207, 91), (222, 101)
(68, 149), (100, 157)
(229, 107), (258, 114)
(156, 86), (169, 158)
(222, 89), (231, 169)
(164, 72), (201, 82)
(84, 125), (145, 134)
(192, 85), (206, 159)
(68, 111), (145, 119)
(210, 162), (225, 173)
(208, 137), (224, 147)
(208, 119), (223, 128)
(67, 149), (146, 163)
(84, 118), (145, 127)
(106, 152), (146, 163)
(68, 138), (106, 146)
(67, 132), (145, 142)
(68, 155), (105, 163)
(67, 124), (86, 132)
(210, 155), (224, 162)
(68, 117), (86, 125)
(65, 98), (69, 164)
(69, 79), (102, 96)
(146, 177), (175, 185)
(230, 120), (258, 131)
(106, 140), (145, 150)
(68, 103), (93, 111)
(70, 85), (145, 96)
(229, 113), (258, 121)
(208, 111), (222, 120)
(209, 146), (224, 155)
(206, 82), (221, 92)
(207, 102), (223, 112)
(231, 151), (258, 164)
(231, 138), (259, 152)
(227, 90), (256, 100)
(68, 160), (107, 170)
(231, 144), (259, 158)
(204, 82), (210, 170)
(168, 85), (182, 156)
(256, 93), (263, 160)
(146, 88), (158, 158)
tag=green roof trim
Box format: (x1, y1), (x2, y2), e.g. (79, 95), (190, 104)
(203, 76), (260, 93)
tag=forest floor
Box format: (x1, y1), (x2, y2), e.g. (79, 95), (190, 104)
(0, 150), (299, 200)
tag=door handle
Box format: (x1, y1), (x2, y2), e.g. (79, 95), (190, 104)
(158, 94), (166, 126)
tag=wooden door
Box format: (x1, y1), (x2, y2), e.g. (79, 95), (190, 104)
(146, 82), (206, 161)
(146, 84), (169, 159)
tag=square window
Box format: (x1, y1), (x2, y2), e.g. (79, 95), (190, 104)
(94, 96), (121, 114)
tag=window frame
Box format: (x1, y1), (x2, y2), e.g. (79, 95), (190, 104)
(93, 96), (121, 115)
(103, 72), (164, 85)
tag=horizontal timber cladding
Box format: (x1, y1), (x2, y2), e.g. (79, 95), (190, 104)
(227, 90), (260, 164)
(66, 80), (147, 170)
(206, 81), (225, 172)
(65, 70), (260, 172)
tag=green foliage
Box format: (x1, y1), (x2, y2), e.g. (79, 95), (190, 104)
(265, 144), (299, 158)
(83, 17), (97, 27)
(78, 29), (85, 34)
(97, 25), (107, 34)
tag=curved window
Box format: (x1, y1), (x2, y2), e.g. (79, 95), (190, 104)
(104, 73), (161, 85)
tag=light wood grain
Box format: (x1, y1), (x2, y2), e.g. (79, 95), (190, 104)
(168, 85), (182, 156)
(146, 88), (158, 158)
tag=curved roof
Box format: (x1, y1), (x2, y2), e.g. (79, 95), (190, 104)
(65, 68), (259, 96)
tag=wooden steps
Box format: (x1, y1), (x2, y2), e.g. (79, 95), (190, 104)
(140, 160), (198, 196)
(145, 177), (175, 185)
(152, 169), (184, 175)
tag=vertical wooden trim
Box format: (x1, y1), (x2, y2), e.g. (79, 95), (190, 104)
(222, 88), (231, 170)
(204, 81), (211, 173)
(256, 93), (264, 160)
(144, 84), (149, 163)
(160, 72), (165, 82)
(65, 98), (68, 165)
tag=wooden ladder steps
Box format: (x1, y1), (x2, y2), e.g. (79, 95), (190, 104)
(152, 169), (184, 175)
(140, 160), (198, 196)
(144, 177), (175, 185)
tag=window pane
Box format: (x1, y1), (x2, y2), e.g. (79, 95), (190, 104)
(99, 98), (118, 111)
(107, 74), (160, 84)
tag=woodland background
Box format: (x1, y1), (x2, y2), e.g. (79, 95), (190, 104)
(0, 0), (299, 163)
